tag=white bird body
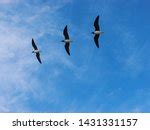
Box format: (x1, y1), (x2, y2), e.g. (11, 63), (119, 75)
(32, 49), (40, 53)
(94, 31), (104, 35)
(64, 39), (71, 43)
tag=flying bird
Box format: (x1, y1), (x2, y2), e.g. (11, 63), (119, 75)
(92, 15), (104, 48)
(32, 38), (42, 64)
(61, 25), (72, 56)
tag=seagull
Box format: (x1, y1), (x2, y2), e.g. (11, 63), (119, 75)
(32, 38), (42, 64)
(61, 25), (72, 56)
(92, 15), (104, 48)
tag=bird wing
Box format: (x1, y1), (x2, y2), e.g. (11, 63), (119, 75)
(94, 15), (100, 31)
(36, 53), (42, 64)
(32, 38), (38, 50)
(64, 42), (70, 56)
(94, 34), (100, 48)
(63, 25), (70, 39)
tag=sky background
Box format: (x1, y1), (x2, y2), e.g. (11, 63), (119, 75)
(0, 0), (150, 112)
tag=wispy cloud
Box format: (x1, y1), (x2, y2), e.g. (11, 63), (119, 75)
(111, 23), (150, 77)
(0, 0), (149, 112)
(0, 0), (74, 112)
(0, 0), (21, 4)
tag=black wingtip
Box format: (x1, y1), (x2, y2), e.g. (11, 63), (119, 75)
(38, 60), (42, 64)
(95, 43), (100, 48)
(96, 15), (99, 20)
(66, 51), (70, 56)
(32, 38), (35, 44)
(64, 25), (68, 29)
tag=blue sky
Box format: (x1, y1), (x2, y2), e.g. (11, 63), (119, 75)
(0, 0), (150, 112)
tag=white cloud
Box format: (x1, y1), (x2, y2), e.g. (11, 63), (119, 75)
(0, 19), (37, 111)
(0, 0), (21, 4)
(0, 0), (74, 112)
(0, 0), (12, 4)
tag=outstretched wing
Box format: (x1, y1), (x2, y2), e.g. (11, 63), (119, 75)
(63, 25), (69, 39)
(94, 15), (100, 31)
(94, 34), (100, 48)
(36, 53), (42, 64)
(32, 38), (38, 50)
(64, 42), (70, 56)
